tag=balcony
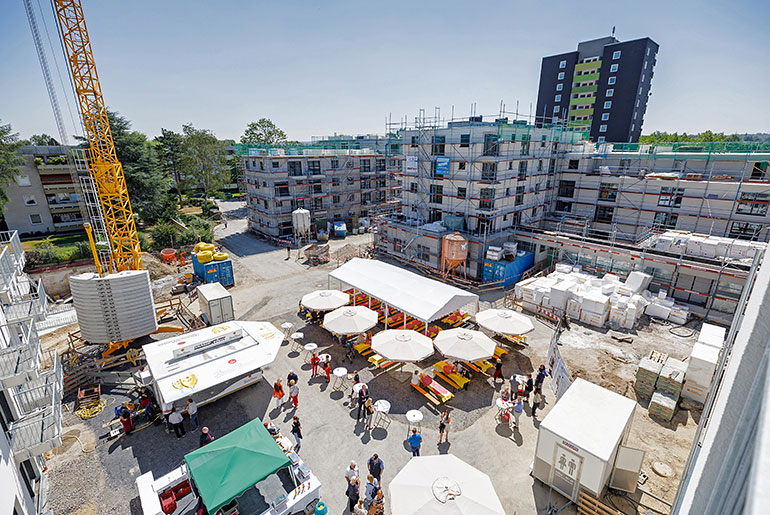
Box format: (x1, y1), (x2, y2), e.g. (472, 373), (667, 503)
(3, 279), (48, 323)
(36, 163), (72, 175)
(9, 397), (63, 463)
(569, 96), (596, 106)
(0, 230), (25, 274)
(572, 84), (598, 94)
(48, 202), (81, 214)
(0, 320), (43, 389)
(573, 72), (600, 83)
(570, 107), (594, 117)
(13, 354), (62, 417)
(574, 60), (601, 72)
(53, 220), (84, 230)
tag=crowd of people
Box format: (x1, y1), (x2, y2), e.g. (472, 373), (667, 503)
(344, 455), (386, 514)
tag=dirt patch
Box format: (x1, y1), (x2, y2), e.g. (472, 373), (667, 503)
(143, 252), (179, 281)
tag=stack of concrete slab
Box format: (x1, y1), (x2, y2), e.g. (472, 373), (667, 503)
(634, 357), (663, 398)
(642, 289), (690, 325)
(682, 323), (726, 404)
(656, 357), (687, 397)
(649, 390), (678, 421)
(651, 230), (766, 261)
(69, 270), (158, 343)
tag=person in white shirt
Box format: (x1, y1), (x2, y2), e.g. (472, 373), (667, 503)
(162, 401), (173, 432)
(345, 461), (359, 484)
(185, 399), (198, 430)
(411, 370), (420, 387)
(168, 407), (185, 438)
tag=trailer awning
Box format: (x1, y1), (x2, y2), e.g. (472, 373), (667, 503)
(185, 418), (291, 514)
(329, 258), (478, 323)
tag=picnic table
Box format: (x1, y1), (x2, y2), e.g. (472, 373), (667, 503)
(420, 374), (453, 403)
(432, 361), (470, 390)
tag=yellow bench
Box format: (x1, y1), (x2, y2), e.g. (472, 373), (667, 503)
(432, 362), (470, 389)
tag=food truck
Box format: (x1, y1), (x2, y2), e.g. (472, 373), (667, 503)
(140, 321), (282, 407)
(136, 418), (322, 514)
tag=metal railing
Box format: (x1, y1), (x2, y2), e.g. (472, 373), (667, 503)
(0, 319), (42, 389)
(14, 353), (62, 416)
(8, 395), (62, 462)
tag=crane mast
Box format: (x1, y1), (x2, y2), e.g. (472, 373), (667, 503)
(52, 0), (142, 272)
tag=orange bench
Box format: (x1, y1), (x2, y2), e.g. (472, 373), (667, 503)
(410, 382), (440, 406)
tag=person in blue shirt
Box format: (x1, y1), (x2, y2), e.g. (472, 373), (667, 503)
(535, 364), (549, 388)
(367, 453), (384, 483)
(407, 428), (422, 456)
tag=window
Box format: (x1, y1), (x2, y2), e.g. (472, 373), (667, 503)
(332, 195), (340, 205)
(518, 161), (527, 179)
(641, 74), (645, 82)
(608, 76), (616, 85)
(479, 188), (495, 210)
(594, 205), (615, 223)
(409, 183), (417, 193)
(653, 212), (679, 229)
(604, 101), (612, 109)
(29, 214), (42, 225)
(308, 160), (321, 174)
(601, 113), (609, 121)
(360, 159), (371, 173)
(599, 125), (607, 133)
(654, 187), (683, 208)
(644, 60), (648, 69)
(376, 159), (386, 172)
(259, 161), (264, 170)
(431, 136), (446, 156)
(568, 159), (580, 170)
(555, 200), (572, 212)
(458, 162), (466, 170)
(15, 174), (31, 186)
(410, 136), (419, 147)
(553, 106), (560, 113)
(751, 161), (769, 179)
(606, 89), (614, 97)
(631, 123), (635, 132)
(612, 50), (621, 59)
(23, 195), (37, 206)
(521, 137), (530, 156)
(272, 161), (279, 168)
(599, 183), (618, 201)
(483, 133), (499, 156)
(538, 160), (543, 172)
(481, 162), (497, 181)
(597, 136), (606, 143)
(558, 72), (565, 80)
(559, 60), (566, 68)
(460, 134), (470, 147)
(429, 184), (443, 204)
(610, 64), (619, 73)
(330, 159), (339, 169)
(312, 183), (323, 194)
(730, 221), (763, 240)
(457, 187), (466, 199)
(554, 94), (561, 102)
(558, 180), (575, 198)
(736, 192), (770, 216)
(515, 185), (525, 206)
(288, 161), (302, 176)
(556, 83), (563, 91)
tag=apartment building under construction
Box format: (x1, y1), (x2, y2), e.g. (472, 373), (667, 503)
(238, 140), (400, 240)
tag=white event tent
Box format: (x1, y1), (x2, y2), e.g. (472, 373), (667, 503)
(329, 258), (479, 333)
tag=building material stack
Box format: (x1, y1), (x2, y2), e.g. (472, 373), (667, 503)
(650, 230), (766, 262)
(648, 357), (687, 421)
(641, 289), (690, 325)
(681, 323), (726, 405)
(634, 356), (663, 399)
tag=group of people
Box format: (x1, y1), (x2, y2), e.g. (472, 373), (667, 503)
(310, 353), (333, 382)
(272, 369), (302, 411)
(499, 364), (549, 428)
(344, 455), (386, 514)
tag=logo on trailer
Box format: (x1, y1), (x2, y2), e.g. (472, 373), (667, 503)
(176, 341), (186, 346)
(562, 440), (580, 453)
(228, 359), (237, 364)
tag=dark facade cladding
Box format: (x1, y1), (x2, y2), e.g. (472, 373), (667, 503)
(536, 36), (659, 143)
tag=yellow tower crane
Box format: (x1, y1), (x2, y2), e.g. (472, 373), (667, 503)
(52, 0), (142, 273)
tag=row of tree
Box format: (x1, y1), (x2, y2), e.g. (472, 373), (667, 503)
(639, 131), (743, 143)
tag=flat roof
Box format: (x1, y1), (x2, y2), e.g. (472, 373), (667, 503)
(540, 378), (636, 461)
(143, 321), (282, 404)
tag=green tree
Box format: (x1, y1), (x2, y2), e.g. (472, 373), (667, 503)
(0, 120), (24, 213)
(639, 131), (742, 143)
(182, 124), (229, 214)
(29, 134), (60, 146)
(155, 128), (186, 205)
(107, 110), (175, 222)
(240, 118), (287, 145)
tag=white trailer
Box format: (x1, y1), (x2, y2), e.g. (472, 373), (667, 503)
(140, 321), (282, 407)
(197, 282), (234, 325)
(533, 378), (643, 502)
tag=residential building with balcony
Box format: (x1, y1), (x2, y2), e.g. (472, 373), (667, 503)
(536, 36), (659, 143)
(239, 142), (400, 239)
(3, 146), (85, 236)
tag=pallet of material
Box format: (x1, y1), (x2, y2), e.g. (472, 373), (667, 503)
(647, 350), (669, 365)
(649, 389), (678, 421)
(634, 357), (662, 398)
(657, 357), (687, 397)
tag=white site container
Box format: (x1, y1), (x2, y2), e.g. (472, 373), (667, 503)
(197, 282), (235, 325)
(533, 379), (637, 501)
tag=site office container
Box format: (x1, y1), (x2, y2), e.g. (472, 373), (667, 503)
(196, 282), (235, 325)
(191, 254), (235, 287)
(482, 251), (534, 286)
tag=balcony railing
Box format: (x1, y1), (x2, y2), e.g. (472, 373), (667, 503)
(3, 278), (48, 323)
(13, 353), (61, 417)
(0, 320), (43, 389)
(0, 231), (25, 289)
(9, 394), (63, 463)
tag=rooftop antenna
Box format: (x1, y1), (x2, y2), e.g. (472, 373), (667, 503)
(612, 26), (616, 37)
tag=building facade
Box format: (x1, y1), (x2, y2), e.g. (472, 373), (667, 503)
(536, 36), (659, 143)
(239, 142), (400, 239)
(0, 230), (63, 515)
(3, 146), (85, 236)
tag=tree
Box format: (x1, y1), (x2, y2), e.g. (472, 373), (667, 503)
(181, 124), (229, 214)
(155, 128), (186, 205)
(0, 120), (24, 213)
(240, 118), (287, 145)
(29, 134), (60, 146)
(107, 110), (175, 222)
(639, 131), (742, 143)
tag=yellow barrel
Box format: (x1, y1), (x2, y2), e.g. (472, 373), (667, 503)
(196, 250), (213, 263)
(213, 252), (228, 261)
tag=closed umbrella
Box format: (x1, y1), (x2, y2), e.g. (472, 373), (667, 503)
(390, 454), (506, 515)
(301, 290), (350, 311)
(323, 306), (378, 335)
(433, 328), (496, 362)
(476, 309), (534, 335)
(371, 330), (434, 363)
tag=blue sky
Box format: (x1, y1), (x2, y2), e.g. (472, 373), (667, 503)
(1, 0), (768, 142)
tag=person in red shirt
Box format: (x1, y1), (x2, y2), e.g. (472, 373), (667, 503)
(323, 357), (331, 382)
(311, 353), (320, 377)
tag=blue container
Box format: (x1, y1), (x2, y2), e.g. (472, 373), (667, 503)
(191, 254), (234, 287)
(314, 502), (327, 515)
(481, 251), (534, 286)
(333, 221), (347, 238)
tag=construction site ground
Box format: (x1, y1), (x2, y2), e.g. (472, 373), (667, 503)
(42, 200), (700, 515)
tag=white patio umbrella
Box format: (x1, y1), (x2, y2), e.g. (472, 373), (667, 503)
(476, 308), (534, 335)
(371, 330), (434, 363)
(301, 289), (350, 311)
(433, 328), (496, 363)
(390, 454), (506, 515)
(323, 306), (378, 335)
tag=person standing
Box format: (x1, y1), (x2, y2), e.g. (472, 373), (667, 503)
(410, 370), (420, 388)
(438, 410), (451, 444)
(345, 461), (360, 485)
(353, 499), (367, 515)
(349, 370), (361, 403)
(364, 475), (378, 510)
(273, 379), (285, 410)
(199, 427), (214, 447)
(363, 397), (374, 430)
(291, 416), (302, 452)
(323, 357), (332, 383)
(367, 454), (384, 484)
(119, 402), (133, 434)
(169, 407), (185, 438)
(535, 364), (549, 389)
(162, 401), (174, 433)
(311, 353), (320, 377)
(287, 369), (298, 384)
(532, 388), (545, 418)
(524, 373), (534, 402)
(407, 428), (422, 457)
(288, 380), (299, 409)
(346, 477), (360, 513)
(286, 246), (291, 259)
(357, 385), (370, 422)
(185, 398), (199, 431)
(512, 397), (524, 429)
(369, 489), (385, 515)
(493, 358), (504, 382)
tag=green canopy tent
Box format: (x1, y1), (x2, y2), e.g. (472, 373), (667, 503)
(184, 418), (291, 513)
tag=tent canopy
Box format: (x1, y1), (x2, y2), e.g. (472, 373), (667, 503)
(184, 418), (291, 513)
(329, 258), (478, 323)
